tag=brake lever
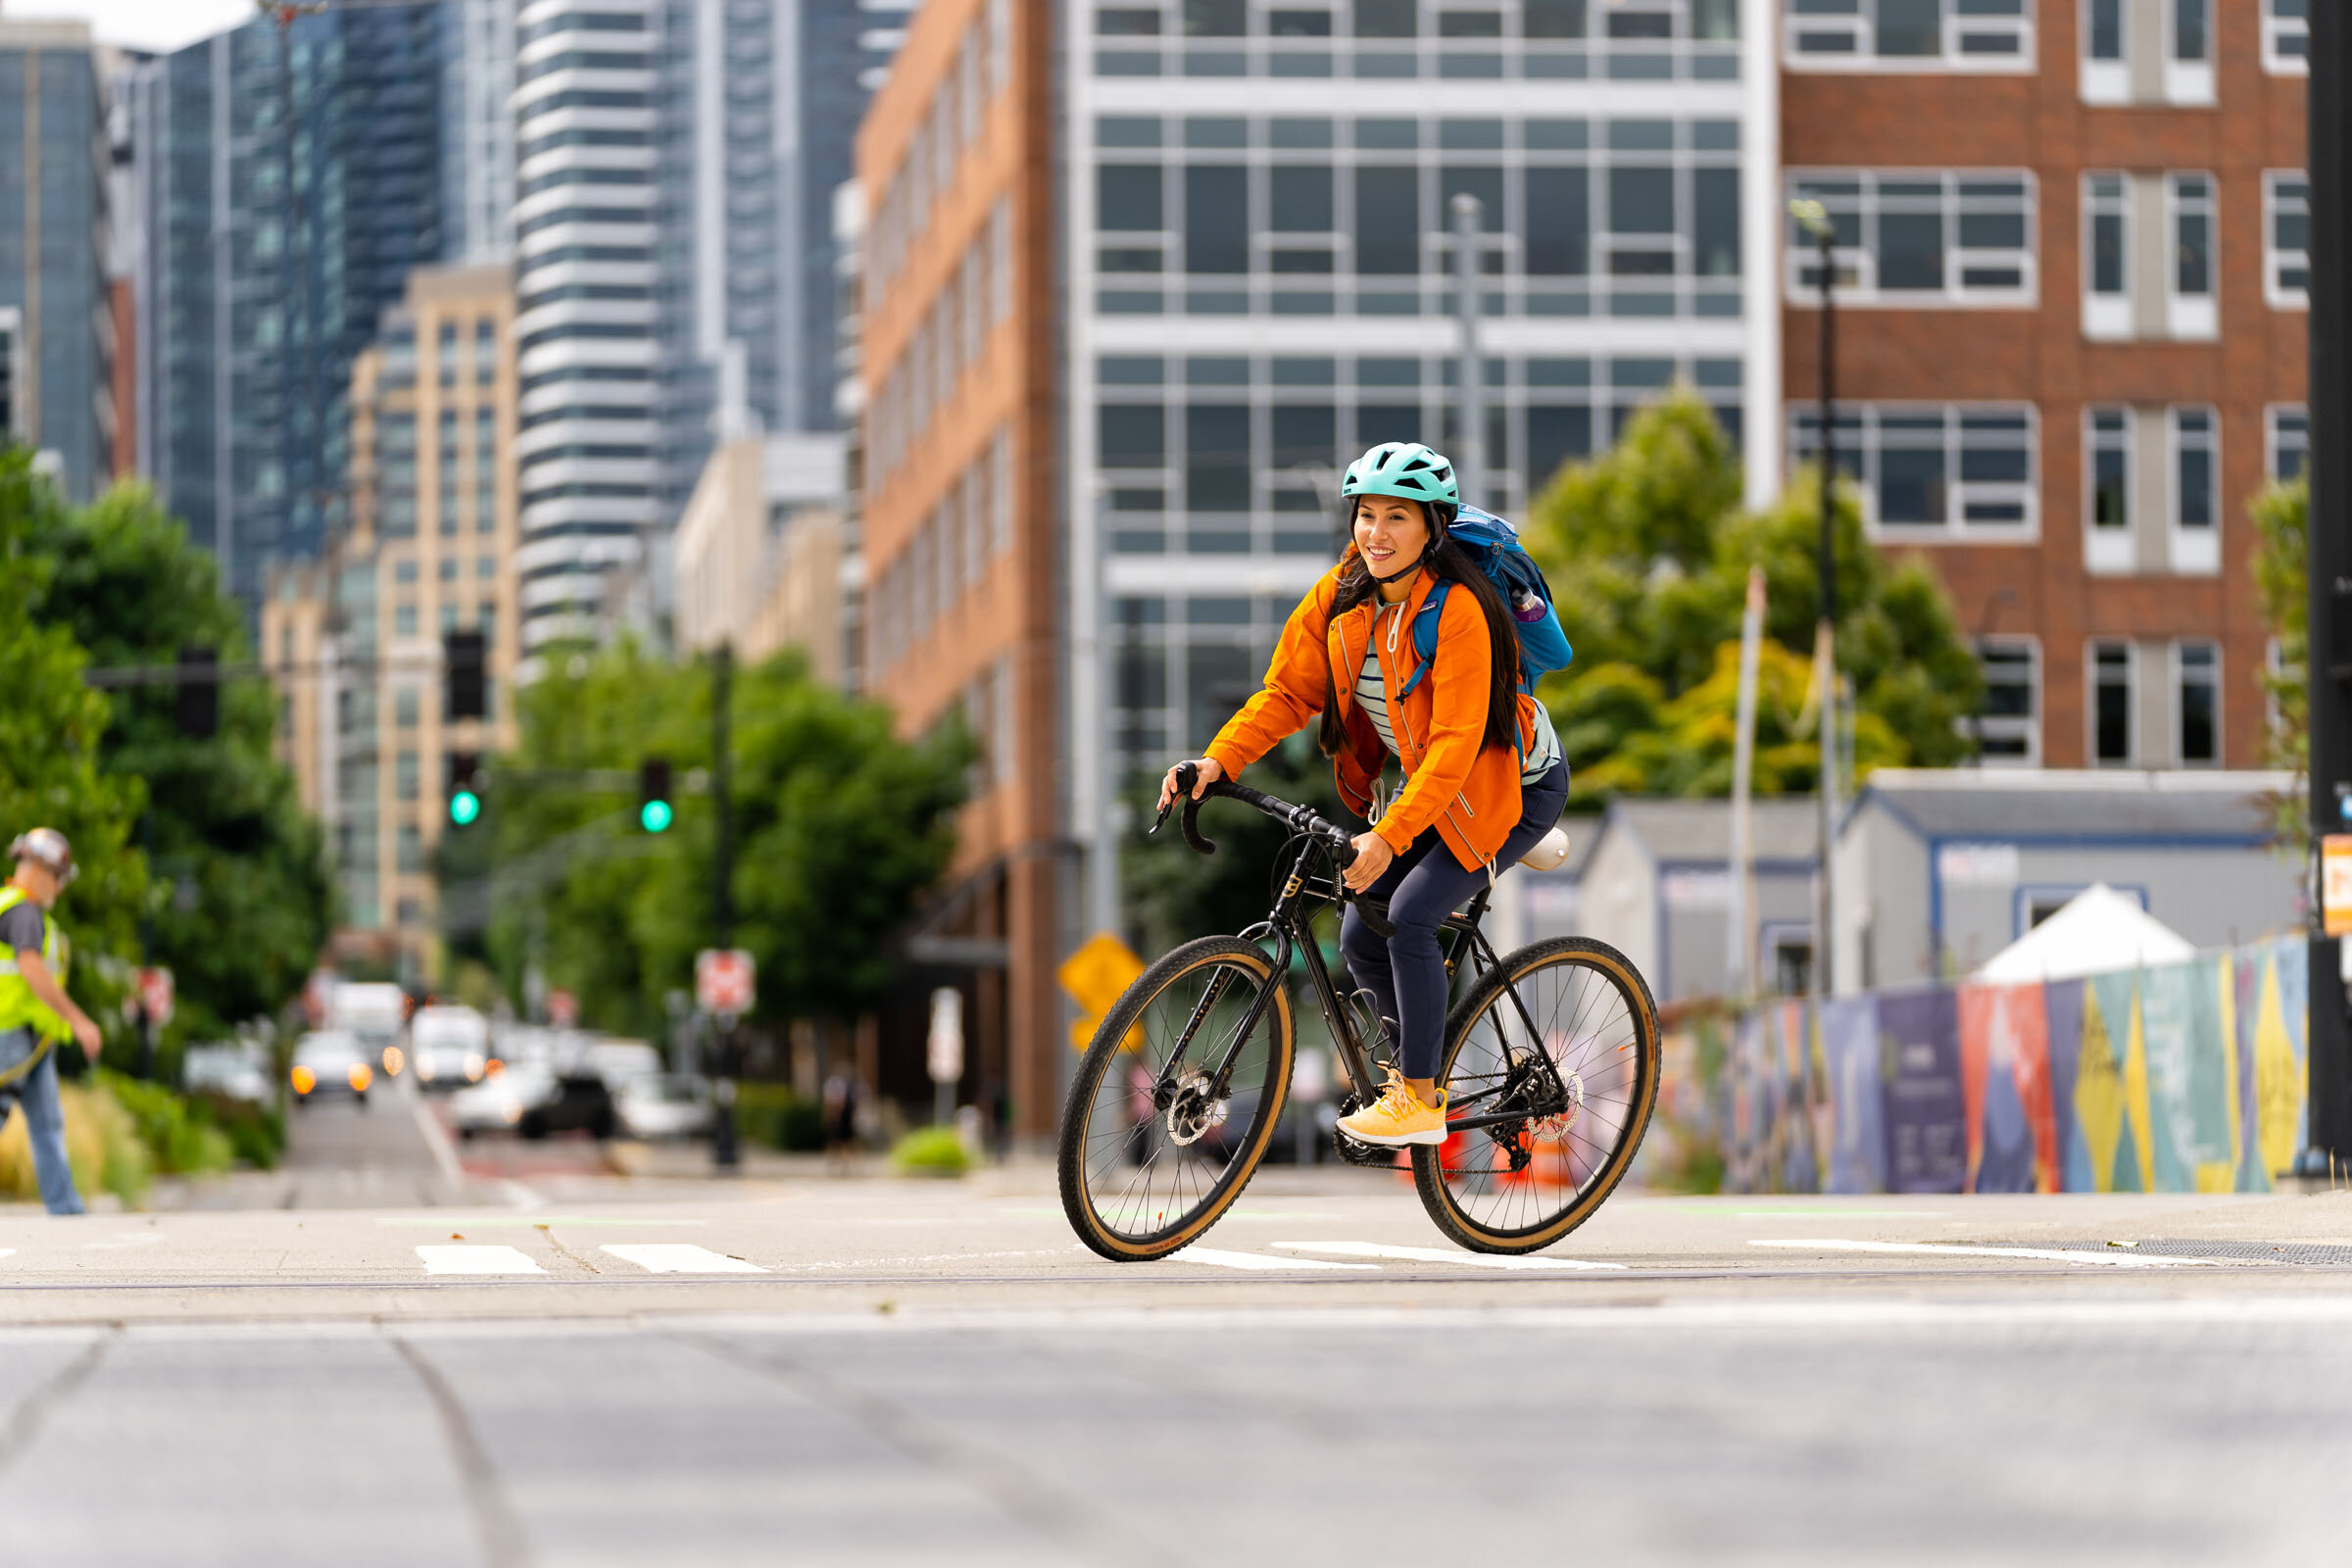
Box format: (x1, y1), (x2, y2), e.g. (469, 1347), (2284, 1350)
(1326, 824), (1397, 941)
(1149, 762), (1196, 838)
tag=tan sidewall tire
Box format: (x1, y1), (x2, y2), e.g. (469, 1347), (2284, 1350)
(1412, 937), (1660, 1255)
(1057, 936), (1295, 1262)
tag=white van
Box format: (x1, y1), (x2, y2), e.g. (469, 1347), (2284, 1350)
(411, 1004), (490, 1091)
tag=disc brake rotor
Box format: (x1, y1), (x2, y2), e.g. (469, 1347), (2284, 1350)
(1164, 1069), (1229, 1146)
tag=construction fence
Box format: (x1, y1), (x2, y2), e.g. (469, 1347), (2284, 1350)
(1647, 936), (2312, 1195)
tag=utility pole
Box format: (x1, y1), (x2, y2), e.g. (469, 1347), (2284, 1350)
(2305, 2), (2352, 1165)
(1790, 199), (1838, 1000)
(1450, 192), (1484, 507)
(1727, 565), (1765, 997)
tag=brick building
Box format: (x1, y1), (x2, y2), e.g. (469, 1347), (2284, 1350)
(1777, 0), (2308, 769)
(857, 0), (1063, 1133)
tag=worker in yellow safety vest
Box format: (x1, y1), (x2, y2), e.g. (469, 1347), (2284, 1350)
(0, 828), (104, 1214)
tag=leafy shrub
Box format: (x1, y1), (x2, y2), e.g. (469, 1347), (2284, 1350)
(193, 1092), (285, 1170)
(99, 1070), (236, 1177)
(733, 1081), (825, 1152)
(890, 1126), (970, 1178)
(0, 1075), (151, 1204)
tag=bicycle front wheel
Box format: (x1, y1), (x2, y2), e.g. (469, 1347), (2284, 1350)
(1057, 935), (1295, 1261)
(1412, 936), (1659, 1254)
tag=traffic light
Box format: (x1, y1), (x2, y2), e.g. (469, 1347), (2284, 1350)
(175, 646), (218, 738)
(444, 629), (487, 721)
(447, 752), (482, 827)
(638, 758), (673, 833)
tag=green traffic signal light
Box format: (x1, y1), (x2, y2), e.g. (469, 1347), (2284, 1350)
(640, 798), (673, 834)
(449, 790), (482, 827)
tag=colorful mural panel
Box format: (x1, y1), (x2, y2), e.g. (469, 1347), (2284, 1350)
(1661, 936), (2311, 1196)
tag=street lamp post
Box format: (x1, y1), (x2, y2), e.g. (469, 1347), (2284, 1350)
(1789, 198), (1838, 1001)
(1450, 192), (1485, 506)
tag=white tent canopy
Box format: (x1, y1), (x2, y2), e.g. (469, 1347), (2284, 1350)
(1974, 883), (2197, 985)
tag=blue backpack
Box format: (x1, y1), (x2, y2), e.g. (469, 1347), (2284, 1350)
(1396, 505), (1573, 698)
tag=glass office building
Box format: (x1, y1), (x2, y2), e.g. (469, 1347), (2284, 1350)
(511, 0), (908, 651)
(131, 5), (451, 611)
(1063, 0), (1771, 802)
(0, 21), (113, 502)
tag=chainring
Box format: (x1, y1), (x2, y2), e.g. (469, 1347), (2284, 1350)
(1330, 1094), (1397, 1167)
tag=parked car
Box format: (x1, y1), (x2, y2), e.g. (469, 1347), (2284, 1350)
(290, 1030), (373, 1107)
(518, 1071), (616, 1141)
(613, 1074), (713, 1141)
(449, 1064), (556, 1140)
(411, 1004), (490, 1090)
(183, 1044), (272, 1105)
(583, 1039), (662, 1089)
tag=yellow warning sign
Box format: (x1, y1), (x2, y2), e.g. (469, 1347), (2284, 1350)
(1060, 931), (1146, 1054)
(2324, 835), (2352, 937)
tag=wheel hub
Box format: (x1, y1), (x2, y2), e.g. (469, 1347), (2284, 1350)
(1164, 1070), (1228, 1146)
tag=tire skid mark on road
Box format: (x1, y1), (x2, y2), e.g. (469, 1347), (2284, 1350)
(674, 1329), (1189, 1568)
(1170, 1247), (1379, 1271)
(0, 1323), (115, 1484)
(1271, 1241), (1627, 1271)
(1749, 1239), (2233, 1268)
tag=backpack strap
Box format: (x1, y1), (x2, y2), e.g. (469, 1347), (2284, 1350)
(1396, 580), (1450, 700)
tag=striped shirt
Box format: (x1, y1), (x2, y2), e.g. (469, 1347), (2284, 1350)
(1358, 601), (1563, 785)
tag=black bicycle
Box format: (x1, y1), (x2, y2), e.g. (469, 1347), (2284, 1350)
(1057, 764), (1660, 1260)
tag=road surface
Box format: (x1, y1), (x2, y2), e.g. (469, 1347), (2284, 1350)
(3, 1088), (2348, 1564)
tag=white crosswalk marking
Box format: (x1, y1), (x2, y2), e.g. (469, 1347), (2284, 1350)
(1272, 1241), (1626, 1271)
(1748, 1239), (2227, 1269)
(1172, 1247), (1378, 1271)
(601, 1244), (766, 1275)
(416, 1245), (545, 1276)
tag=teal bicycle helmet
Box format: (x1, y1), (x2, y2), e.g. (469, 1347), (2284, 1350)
(1341, 442), (1459, 511)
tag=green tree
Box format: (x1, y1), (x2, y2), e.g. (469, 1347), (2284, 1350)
(0, 450), (148, 1021)
(1525, 389), (1982, 807)
(478, 643), (969, 1037)
(2249, 475), (2307, 848)
(22, 480), (329, 1048)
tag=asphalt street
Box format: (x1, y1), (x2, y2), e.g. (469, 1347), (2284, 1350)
(3, 1083), (2349, 1565)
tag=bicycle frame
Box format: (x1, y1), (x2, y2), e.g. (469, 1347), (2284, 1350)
(1167, 830), (1568, 1139)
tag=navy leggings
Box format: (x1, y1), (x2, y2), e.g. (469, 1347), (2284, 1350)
(1338, 760), (1570, 1082)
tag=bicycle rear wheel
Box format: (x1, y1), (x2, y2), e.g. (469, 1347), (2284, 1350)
(1058, 935), (1294, 1261)
(1411, 936), (1659, 1254)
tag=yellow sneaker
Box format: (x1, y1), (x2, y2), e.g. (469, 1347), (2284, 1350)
(1338, 1070), (1447, 1147)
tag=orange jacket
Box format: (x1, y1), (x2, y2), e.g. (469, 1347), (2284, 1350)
(1202, 560), (1540, 872)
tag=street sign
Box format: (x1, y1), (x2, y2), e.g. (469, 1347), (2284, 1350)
(695, 948), (756, 1014)
(1058, 932), (1144, 1017)
(1058, 931), (1145, 1054)
(547, 989), (579, 1027)
(2326, 836), (2352, 937)
(927, 987), (964, 1085)
(135, 967), (174, 1026)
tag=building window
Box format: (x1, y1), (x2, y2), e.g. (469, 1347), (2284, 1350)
(2266, 172), (2310, 309)
(1782, 0), (2033, 70)
(2090, 641), (2133, 764)
(1975, 637), (2039, 765)
(2266, 1), (2310, 74)
(2169, 406), (2218, 574)
(2082, 172), (2131, 339)
(395, 689), (419, 728)
(2084, 407), (2133, 574)
(1786, 171), (2034, 307)
(2166, 173), (2217, 339)
(2166, 0), (2213, 104)
(394, 602), (418, 638)
(2175, 640), (2219, 765)
(397, 825), (424, 874)
(1788, 403), (2036, 537)
(2268, 405), (2309, 483)
(395, 751), (419, 802)
(2081, 0), (2127, 103)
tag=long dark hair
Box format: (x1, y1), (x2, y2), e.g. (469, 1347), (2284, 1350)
(1318, 499), (1522, 759)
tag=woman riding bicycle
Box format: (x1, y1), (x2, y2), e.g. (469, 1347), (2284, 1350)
(1157, 442), (1570, 1149)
